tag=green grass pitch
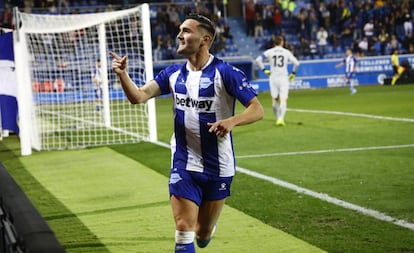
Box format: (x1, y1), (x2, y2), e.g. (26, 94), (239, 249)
(1, 84), (414, 252)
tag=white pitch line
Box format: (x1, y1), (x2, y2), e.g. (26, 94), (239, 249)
(155, 141), (414, 231)
(236, 144), (414, 159)
(289, 108), (414, 123)
(236, 166), (414, 232)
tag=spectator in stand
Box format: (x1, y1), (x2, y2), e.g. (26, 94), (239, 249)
(389, 34), (400, 52)
(167, 5), (181, 38)
(402, 8), (413, 36)
(352, 13), (364, 41)
(318, 2), (330, 29)
(254, 12), (265, 41)
(308, 7), (319, 41)
(273, 6), (283, 36)
(57, 0), (69, 14)
(221, 23), (233, 41)
(296, 8), (310, 40)
(309, 40), (318, 59)
(402, 32), (414, 52)
(340, 27), (354, 49)
(363, 19), (375, 42)
(358, 36), (369, 56)
(378, 27), (390, 54)
(298, 37), (310, 58)
(316, 26), (328, 58)
(262, 4), (274, 34)
(327, 0), (338, 33)
(244, 0), (255, 37)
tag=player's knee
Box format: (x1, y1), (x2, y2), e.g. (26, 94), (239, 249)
(175, 230), (195, 244)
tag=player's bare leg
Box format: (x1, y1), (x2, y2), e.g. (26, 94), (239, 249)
(196, 199), (225, 248)
(171, 195), (198, 253)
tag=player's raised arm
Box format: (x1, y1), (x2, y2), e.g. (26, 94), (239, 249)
(109, 51), (161, 104)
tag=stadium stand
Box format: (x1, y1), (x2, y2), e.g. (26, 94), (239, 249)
(1, 1), (414, 61)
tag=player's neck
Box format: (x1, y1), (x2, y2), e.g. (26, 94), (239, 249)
(187, 51), (211, 71)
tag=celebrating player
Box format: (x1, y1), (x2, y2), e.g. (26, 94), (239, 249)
(255, 35), (300, 126)
(110, 13), (263, 253)
(335, 48), (358, 94)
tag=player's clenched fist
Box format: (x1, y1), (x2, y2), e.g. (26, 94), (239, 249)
(109, 51), (128, 75)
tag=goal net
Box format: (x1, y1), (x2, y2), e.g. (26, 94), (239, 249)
(13, 4), (157, 156)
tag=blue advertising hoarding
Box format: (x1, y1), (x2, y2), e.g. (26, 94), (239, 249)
(251, 54), (414, 92)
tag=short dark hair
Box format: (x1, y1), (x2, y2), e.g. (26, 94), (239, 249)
(185, 13), (216, 40)
(274, 36), (283, 46)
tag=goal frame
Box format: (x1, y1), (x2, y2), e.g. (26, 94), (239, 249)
(13, 4), (157, 156)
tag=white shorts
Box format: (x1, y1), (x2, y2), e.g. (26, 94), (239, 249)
(269, 75), (289, 99)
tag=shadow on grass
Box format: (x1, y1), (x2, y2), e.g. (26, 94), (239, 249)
(0, 135), (111, 253)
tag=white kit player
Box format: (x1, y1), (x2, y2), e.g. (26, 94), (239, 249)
(255, 35), (299, 126)
(110, 14), (263, 253)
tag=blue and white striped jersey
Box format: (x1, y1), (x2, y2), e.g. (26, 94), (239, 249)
(154, 55), (257, 177)
(344, 54), (357, 74)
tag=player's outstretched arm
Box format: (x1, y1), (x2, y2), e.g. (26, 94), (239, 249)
(109, 51), (161, 104)
(208, 97), (263, 137)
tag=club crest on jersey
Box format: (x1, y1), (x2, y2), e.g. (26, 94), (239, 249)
(199, 77), (212, 89)
(169, 172), (182, 184)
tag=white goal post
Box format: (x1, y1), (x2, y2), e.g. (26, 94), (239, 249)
(13, 4), (157, 156)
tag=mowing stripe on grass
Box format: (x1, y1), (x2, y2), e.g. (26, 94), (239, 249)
(289, 108), (414, 123)
(235, 143), (414, 158)
(236, 166), (414, 232)
(155, 140), (414, 232)
(20, 147), (325, 253)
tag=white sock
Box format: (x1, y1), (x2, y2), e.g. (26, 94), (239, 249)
(279, 101), (287, 120)
(272, 101), (279, 120)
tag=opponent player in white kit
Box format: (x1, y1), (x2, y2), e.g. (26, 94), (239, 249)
(110, 14), (264, 253)
(255, 36), (299, 126)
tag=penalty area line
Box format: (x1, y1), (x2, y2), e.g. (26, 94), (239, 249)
(236, 166), (414, 232)
(236, 144), (414, 159)
(289, 108), (414, 123)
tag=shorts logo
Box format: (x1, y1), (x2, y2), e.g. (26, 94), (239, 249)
(219, 183), (227, 191)
(169, 172), (182, 184)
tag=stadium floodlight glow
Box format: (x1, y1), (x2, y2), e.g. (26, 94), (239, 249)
(14, 4), (157, 156)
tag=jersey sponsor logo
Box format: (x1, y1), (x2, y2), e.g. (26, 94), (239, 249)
(175, 94), (214, 112)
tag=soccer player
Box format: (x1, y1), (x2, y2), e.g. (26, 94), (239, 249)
(335, 48), (358, 94)
(255, 35), (299, 126)
(91, 58), (103, 112)
(109, 13), (264, 253)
